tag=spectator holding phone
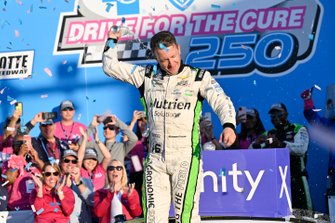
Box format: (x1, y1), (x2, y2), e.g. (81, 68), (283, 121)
(232, 107), (265, 149)
(32, 118), (69, 164)
(87, 115), (137, 166)
(30, 162), (75, 223)
(54, 100), (87, 150)
(93, 159), (142, 223)
(1, 109), (22, 154)
(2, 133), (42, 210)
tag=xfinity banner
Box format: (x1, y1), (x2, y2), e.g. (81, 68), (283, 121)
(199, 149), (291, 217)
(54, 0), (322, 77)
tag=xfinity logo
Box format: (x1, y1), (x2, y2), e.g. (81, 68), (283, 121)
(202, 163), (290, 201)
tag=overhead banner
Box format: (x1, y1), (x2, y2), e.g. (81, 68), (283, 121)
(54, 0), (322, 77)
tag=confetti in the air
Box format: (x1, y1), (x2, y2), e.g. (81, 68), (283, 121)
(31, 205), (36, 212)
(44, 67), (53, 77)
(40, 94), (48, 98)
(67, 66), (73, 72)
(62, 60), (67, 64)
(211, 4), (220, 9)
(312, 108), (322, 112)
(36, 208), (44, 215)
(308, 34), (314, 40)
(121, 17), (126, 23)
(10, 100), (17, 105)
(314, 84), (321, 91)
(15, 30), (19, 37)
(0, 87), (7, 94)
(130, 65), (138, 74)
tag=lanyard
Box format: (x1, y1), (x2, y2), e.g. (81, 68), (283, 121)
(60, 122), (74, 140)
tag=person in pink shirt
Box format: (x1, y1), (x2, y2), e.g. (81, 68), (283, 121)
(2, 133), (43, 211)
(54, 100), (87, 151)
(79, 117), (111, 191)
(93, 159), (142, 223)
(30, 162), (74, 223)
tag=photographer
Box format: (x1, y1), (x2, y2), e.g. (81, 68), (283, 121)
(32, 118), (69, 164)
(1, 133), (42, 211)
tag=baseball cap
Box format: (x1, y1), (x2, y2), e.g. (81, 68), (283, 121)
(62, 149), (78, 159)
(60, 100), (75, 111)
(268, 103), (287, 114)
(84, 148), (98, 160)
(246, 108), (257, 117)
(40, 119), (54, 125)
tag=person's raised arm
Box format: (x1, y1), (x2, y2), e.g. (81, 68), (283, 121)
(94, 127), (112, 170)
(77, 127), (88, 167)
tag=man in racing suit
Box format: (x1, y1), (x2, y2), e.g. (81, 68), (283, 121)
(102, 30), (236, 223)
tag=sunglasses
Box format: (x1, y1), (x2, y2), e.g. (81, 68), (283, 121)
(41, 123), (53, 127)
(107, 165), (123, 171)
(103, 125), (117, 131)
(63, 158), (78, 164)
(43, 172), (60, 177)
(270, 112), (284, 119)
(62, 108), (74, 111)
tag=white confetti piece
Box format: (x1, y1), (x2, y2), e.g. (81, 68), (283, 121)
(1, 180), (9, 187)
(31, 205), (36, 212)
(312, 108), (322, 112)
(40, 94), (48, 98)
(275, 46), (281, 50)
(62, 60), (67, 64)
(77, 113), (82, 121)
(241, 44), (247, 50)
(9, 99), (17, 105)
(0, 87), (6, 94)
(253, 80), (257, 86)
(314, 84), (321, 91)
(44, 67), (53, 77)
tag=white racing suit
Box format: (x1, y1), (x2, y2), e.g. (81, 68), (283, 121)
(102, 39), (236, 223)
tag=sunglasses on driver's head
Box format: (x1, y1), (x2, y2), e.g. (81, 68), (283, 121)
(43, 171), (60, 177)
(107, 165), (123, 171)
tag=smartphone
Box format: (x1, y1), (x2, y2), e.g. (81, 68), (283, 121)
(237, 106), (247, 123)
(42, 112), (57, 120)
(139, 111), (146, 118)
(15, 102), (23, 116)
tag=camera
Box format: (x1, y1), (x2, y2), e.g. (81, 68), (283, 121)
(42, 112), (57, 120)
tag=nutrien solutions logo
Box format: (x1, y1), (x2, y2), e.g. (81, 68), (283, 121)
(54, 0), (323, 77)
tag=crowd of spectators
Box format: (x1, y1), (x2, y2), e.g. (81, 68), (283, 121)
(1, 90), (331, 221)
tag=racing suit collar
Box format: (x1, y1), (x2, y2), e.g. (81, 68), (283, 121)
(158, 60), (185, 76)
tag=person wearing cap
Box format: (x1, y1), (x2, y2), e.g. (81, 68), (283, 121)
(32, 116), (69, 164)
(54, 100), (87, 150)
(250, 102), (313, 211)
(79, 116), (112, 192)
(59, 130), (94, 223)
(231, 107), (265, 149)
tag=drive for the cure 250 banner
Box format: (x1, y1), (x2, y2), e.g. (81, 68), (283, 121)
(54, 0), (322, 77)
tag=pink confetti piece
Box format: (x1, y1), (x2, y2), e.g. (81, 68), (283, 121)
(15, 30), (19, 37)
(16, 0), (23, 5)
(62, 60), (67, 64)
(44, 67), (53, 77)
(241, 45), (247, 50)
